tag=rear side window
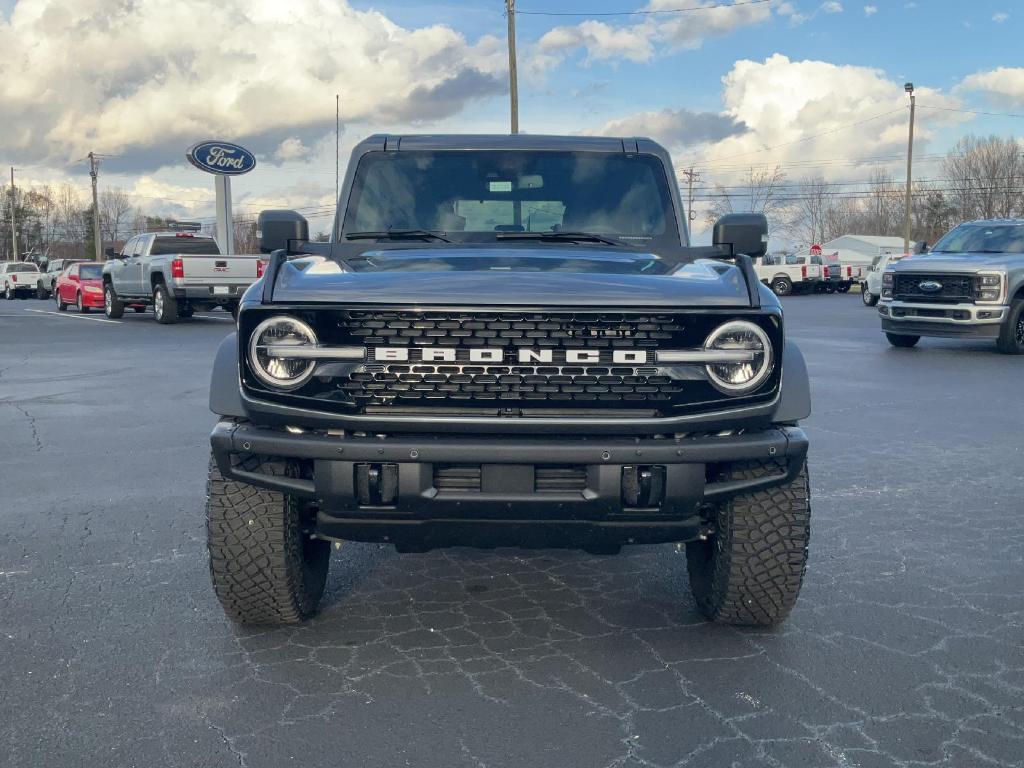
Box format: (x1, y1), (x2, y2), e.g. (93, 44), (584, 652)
(151, 236), (220, 256)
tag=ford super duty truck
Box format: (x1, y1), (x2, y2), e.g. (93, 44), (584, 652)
(102, 230), (262, 322)
(879, 218), (1024, 353)
(205, 134), (813, 627)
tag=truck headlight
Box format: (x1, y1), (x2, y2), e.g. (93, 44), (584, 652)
(881, 271), (894, 299)
(703, 320), (773, 395)
(975, 272), (1005, 304)
(248, 316), (318, 389)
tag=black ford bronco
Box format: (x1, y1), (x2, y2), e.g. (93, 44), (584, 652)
(206, 134), (812, 627)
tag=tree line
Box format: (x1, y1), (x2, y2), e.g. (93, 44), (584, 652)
(704, 134), (1024, 248)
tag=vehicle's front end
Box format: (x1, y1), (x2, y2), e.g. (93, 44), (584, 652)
(878, 220), (1024, 353)
(204, 135), (813, 628)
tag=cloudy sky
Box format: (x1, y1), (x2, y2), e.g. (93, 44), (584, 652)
(1, 0), (1022, 240)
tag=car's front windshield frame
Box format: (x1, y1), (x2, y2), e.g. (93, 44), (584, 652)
(338, 149), (682, 251)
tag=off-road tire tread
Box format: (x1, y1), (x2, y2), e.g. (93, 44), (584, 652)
(687, 460), (810, 627)
(206, 454), (329, 625)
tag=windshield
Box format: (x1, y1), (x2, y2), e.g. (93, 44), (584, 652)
(341, 150), (679, 249)
(930, 222), (1024, 254)
(9, 262), (38, 272)
(151, 236), (220, 256)
(79, 264), (103, 279)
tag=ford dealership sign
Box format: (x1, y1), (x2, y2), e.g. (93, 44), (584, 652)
(186, 140), (256, 175)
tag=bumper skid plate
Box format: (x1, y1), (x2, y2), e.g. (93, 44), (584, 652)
(211, 421), (807, 551)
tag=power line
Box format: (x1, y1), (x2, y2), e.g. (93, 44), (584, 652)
(917, 104), (1024, 120)
(516, 0), (770, 16)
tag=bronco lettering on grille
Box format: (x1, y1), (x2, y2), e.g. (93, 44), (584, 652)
(373, 347), (649, 364)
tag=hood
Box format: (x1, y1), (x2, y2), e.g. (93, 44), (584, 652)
(81, 278), (103, 288)
(892, 252), (1020, 273)
(270, 247), (754, 307)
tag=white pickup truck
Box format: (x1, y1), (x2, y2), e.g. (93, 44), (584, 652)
(1, 262), (42, 299)
(753, 254), (824, 296)
(102, 232), (262, 323)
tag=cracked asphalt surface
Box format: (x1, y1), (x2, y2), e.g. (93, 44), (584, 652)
(1, 295), (1021, 768)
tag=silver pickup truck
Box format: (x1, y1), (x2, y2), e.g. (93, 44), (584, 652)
(102, 232), (262, 323)
(879, 218), (1024, 354)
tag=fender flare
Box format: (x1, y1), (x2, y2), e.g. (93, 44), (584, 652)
(209, 333), (247, 418)
(774, 340), (811, 423)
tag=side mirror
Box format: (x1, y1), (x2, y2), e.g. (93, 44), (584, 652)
(104, 247), (117, 259)
(712, 213), (768, 259)
(257, 209), (310, 254)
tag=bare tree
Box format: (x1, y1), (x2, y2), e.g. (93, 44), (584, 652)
(705, 165), (788, 230)
(99, 187), (135, 243)
(942, 135), (1024, 221)
(232, 217), (259, 253)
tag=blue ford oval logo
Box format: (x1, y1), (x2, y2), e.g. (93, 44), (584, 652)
(918, 280), (943, 293)
(186, 140), (257, 176)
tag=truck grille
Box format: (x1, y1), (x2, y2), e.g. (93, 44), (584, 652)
(240, 308), (783, 418)
(893, 274), (974, 302)
(434, 465), (588, 493)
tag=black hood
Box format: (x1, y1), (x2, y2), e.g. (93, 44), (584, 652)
(269, 247), (754, 308)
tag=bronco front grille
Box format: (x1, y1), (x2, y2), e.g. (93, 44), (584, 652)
(239, 307), (783, 418)
(893, 274), (974, 302)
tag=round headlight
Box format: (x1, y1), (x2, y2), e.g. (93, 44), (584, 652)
(248, 316), (318, 390)
(703, 320), (773, 395)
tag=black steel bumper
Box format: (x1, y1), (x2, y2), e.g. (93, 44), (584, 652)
(210, 421), (808, 551)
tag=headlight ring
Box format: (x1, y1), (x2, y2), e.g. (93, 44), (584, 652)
(248, 316), (318, 390)
(703, 320), (773, 395)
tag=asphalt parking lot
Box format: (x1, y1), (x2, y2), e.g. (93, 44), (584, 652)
(1, 295), (1022, 768)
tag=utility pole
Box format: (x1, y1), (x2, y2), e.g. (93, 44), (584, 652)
(336, 93), (340, 200)
(506, 0), (519, 134)
(9, 167), (16, 261)
(88, 152), (103, 261)
(681, 168), (700, 235)
(903, 82), (915, 254)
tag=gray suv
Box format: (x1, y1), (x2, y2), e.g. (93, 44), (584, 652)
(879, 219), (1024, 354)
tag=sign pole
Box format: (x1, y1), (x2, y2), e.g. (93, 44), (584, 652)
(215, 174), (234, 255)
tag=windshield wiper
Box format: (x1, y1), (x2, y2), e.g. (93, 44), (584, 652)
(345, 229), (451, 242)
(495, 231), (628, 247)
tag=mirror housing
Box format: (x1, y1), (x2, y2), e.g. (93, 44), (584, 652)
(258, 209), (309, 254)
(104, 247), (117, 259)
(712, 213), (768, 259)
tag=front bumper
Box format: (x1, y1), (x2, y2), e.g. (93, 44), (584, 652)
(210, 420), (808, 551)
(81, 290), (104, 307)
(879, 300), (1007, 337)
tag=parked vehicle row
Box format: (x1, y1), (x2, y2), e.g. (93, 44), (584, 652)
(753, 253), (860, 296)
(1, 262), (42, 299)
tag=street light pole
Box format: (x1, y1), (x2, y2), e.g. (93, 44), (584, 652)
(9, 166), (16, 261)
(506, 0), (519, 134)
(903, 82), (915, 255)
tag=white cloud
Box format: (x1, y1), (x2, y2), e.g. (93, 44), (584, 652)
(958, 67), (1024, 106)
(992, 12), (1009, 23)
(273, 138), (311, 163)
(821, 1), (844, 12)
(864, 5), (878, 17)
(0, 0), (507, 169)
(536, 0), (773, 64)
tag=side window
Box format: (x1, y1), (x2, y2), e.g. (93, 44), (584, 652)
(121, 237), (136, 257)
(133, 236), (149, 257)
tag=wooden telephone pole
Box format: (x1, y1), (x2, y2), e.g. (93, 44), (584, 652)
(506, 0), (519, 134)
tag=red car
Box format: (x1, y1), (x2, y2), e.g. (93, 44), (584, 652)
(54, 262), (105, 313)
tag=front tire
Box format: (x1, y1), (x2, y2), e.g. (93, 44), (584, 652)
(104, 284), (125, 319)
(76, 292), (89, 313)
(686, 460), (810, 626)
(861, 287), (879, 307)
(886, 333), (920, 348)
(36, 283), (48, 300)
(206, 454), (330, 625)
(996, 299), (1024, 355)
(153, 283), (178, 324)
(836, 283), (850, 293)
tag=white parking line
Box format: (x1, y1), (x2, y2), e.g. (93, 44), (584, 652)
(25, 309), (122, 324)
